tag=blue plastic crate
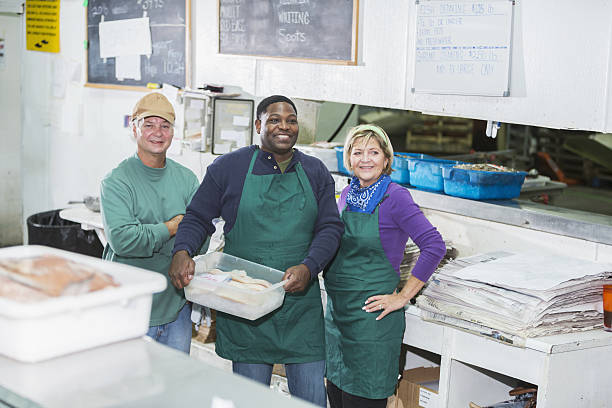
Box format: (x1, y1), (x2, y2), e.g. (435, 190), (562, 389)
(407, 158), (464, 191)
(391, 153), (410, 184)
(391, 153), (432, 185)
(334, 146), (351, 176)
(442, 167), (528, 200)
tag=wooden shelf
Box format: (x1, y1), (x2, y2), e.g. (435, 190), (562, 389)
(405, 115), (473, 154)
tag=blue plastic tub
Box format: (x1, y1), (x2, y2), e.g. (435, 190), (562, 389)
(391, 153), (433, 185)
(335, 146), (351, 175)
(442, 167), (527, 200)
(407, 158), (464, 191)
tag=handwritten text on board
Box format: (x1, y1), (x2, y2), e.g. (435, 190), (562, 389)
(413, 1), (513, 96)
(219, 0), (356, 62)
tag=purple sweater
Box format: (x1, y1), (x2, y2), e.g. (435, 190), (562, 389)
(338, 183), (446, 282)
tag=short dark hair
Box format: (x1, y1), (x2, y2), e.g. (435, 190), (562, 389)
(256, 95), (297, 119)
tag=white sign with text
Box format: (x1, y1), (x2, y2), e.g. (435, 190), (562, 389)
(412, 0), (514, 96)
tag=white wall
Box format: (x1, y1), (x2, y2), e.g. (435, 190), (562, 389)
(408, 1), (612, 131)
(18, 1), (217, 234)
(194, 0), (612, 131)
(0, 13), (22, 245)
(7, 0), (612, 238)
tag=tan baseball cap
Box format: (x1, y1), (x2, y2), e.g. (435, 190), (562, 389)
(132, 92), (175, 125)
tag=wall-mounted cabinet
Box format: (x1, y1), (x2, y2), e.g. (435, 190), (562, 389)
(180, 91), (210, 152)
(181, 94), (208, 150)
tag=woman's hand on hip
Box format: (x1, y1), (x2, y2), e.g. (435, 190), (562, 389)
(363, 276), (426, 320)
(363, 290), (410, 321)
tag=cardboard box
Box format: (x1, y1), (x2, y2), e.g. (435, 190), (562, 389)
(387, 367), (440, 408)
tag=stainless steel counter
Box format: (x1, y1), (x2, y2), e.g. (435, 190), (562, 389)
(0, 337), (315, 408)
(408, 188), (612, 245)
(331, 171), (611, 245)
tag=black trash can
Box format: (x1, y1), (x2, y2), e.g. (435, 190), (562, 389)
(27, 209), (104, 258)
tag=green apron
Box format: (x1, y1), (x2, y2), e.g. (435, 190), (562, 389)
(215, 149), (325, 364)
(324, 203), (405, 399)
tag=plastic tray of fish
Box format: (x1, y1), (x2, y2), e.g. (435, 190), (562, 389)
(0, 245), (166, 362)
(185, 252), (286, 321)
(442, 165), (527, 200)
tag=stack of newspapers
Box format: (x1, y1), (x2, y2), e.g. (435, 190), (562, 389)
(416, 251), (612, 346)
(399, 239), (456, 289)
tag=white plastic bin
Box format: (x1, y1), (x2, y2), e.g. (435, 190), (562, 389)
(185, 252), (286, 320)
(0, 245), (166, 362)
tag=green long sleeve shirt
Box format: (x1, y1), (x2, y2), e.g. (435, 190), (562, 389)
(101, 154), (203, 326)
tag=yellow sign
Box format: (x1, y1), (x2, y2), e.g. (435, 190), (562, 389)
(25, 0), (60, 53)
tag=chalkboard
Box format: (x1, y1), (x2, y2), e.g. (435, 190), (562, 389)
(412, 0), (514, 96)
(86, 0), (189, 89)
(218, 0), (358, 64)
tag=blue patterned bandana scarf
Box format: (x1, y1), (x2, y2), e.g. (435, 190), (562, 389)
(346, 174), (392, 213)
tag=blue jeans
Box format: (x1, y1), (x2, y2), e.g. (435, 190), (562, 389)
(233, 360), (326, 407)
(146, 302), (192, 354)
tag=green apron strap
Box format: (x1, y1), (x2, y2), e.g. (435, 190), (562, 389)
(247, 148), (258, 173)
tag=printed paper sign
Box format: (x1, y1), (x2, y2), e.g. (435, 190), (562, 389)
(232, 115), (250, 127)
(115, 55), (141, 81)
(26, 0), (61, 53)
(220, 130), (246, 145)
(419, 388), (439, 408)
(99, 17), (152, 58)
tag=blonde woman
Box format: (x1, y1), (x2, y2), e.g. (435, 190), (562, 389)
(324, 124), (446, 408)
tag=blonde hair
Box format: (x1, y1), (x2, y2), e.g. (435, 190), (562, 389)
(343, 124), (394, 175)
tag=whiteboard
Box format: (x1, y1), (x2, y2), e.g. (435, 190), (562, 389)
(412, 0), (514, 97)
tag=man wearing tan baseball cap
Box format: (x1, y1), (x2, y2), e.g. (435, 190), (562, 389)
(100, 92), (205, 354)
(132, 92), (176, 125)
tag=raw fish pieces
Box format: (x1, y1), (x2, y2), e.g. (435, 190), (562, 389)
(0, 255), (119, 300)
(208, 268), (272, 290)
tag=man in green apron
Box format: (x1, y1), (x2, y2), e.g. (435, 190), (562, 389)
(170, 95), (343, 407)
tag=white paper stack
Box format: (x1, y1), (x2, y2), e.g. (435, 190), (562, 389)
(399, 240), (456, 289)
(416, 251), (612, 344)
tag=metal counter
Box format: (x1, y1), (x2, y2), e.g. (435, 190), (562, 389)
(408, 188), (612, 245)
(0, 337), (315, 408)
